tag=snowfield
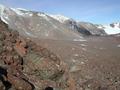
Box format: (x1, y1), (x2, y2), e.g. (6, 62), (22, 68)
(97, 23), (120, 35)
(104, 25), (120, 34)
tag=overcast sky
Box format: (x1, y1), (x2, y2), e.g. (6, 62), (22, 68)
(0, 0), (120, 24)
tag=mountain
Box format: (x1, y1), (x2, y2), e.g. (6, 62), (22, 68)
(78, 22), (106, 35)
(0, 4), (107, 40)
(97, 22), (120, 35)
(63, 19), (92, 35)
(0, 4), (120, 39)
(50, 15), (107, 36)
(110, 22), (120, 28)
(0, 5), (84, 41)
(48, 14), (120, 36)
(51, 14), (120, 35)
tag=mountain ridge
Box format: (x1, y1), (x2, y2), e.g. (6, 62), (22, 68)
(0, 4), (120, 37)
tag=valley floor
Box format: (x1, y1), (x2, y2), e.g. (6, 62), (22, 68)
(34, 36), (120, 90)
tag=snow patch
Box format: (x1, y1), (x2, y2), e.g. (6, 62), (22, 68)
(117, 45), (120, 48)
(70, 66), (80, 72)
(11, 8), (24, 16)
(80, 44), (87, 47)
(17, 8), (28, 11)
(49, 14), (69, 23)
(29, 13), (33, 16)
(103, 25), (120, 34)
(81, 61), (85, 65)
(37, 13), (50, 21)
(72, 59), (76, 63)
(99, 47), (105, 50)
(45, 33), (49, 37)
(112, 22), (120, 28)
(25, 31), (36, 37)
(73, 39), (87, 42)
(72, 47), (75, 50)
(82, 48), (87, 51)
(0, 5), (9, 24)
(97, 23), (120, 35)
(74, 54), (79, 57)
(11, 8), (33, 17)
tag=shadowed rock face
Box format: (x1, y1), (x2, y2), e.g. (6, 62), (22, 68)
(78, 22), (106, 36)
(0, 19), (76, 90)
(63, 20), (107, 36)
(64, 20), (92, 35)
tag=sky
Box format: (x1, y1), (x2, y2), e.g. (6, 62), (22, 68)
(0, 0), (120, 24)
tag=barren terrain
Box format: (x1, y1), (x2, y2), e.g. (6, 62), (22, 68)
(34, 36), (120, 90)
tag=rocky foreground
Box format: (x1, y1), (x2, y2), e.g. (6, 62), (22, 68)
(0, 19), (76, 90)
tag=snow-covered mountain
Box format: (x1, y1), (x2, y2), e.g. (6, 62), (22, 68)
(97, 23), (120, 35)
(48, 13), (120, 35)
(110, 22), (120, 28)
(52, 17), (106, 36)
(0, 4), (120, 39)
(0, 4), (84, 41)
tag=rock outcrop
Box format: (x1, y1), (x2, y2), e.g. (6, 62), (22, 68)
(0, 19), (76, 90)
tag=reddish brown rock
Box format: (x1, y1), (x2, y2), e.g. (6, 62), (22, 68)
(0, 19), (76, 90)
